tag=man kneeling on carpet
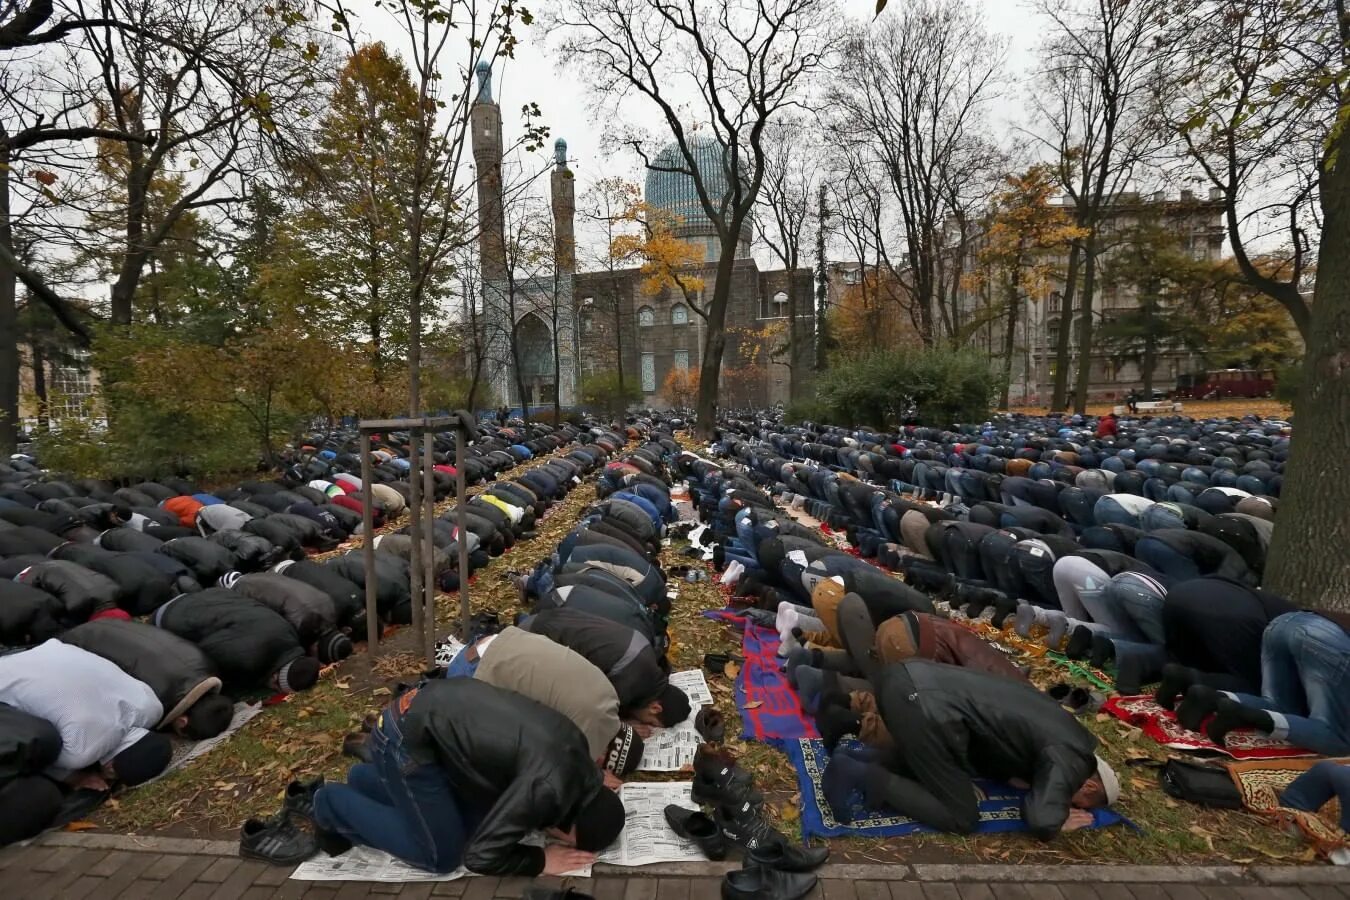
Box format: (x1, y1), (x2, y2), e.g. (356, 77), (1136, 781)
(302, 679), (626, 874)
(821, 660), (1119, 839)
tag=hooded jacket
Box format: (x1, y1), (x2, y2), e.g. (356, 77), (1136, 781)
(225, 572), (337, 645)
(876, 661), (1098, 840)
(396, 678), (606, 876)
(523, 607), (667, 712)
(60, 619), (222, 728)
(327, 551), (411, 620)
(153, 588), (303, 692)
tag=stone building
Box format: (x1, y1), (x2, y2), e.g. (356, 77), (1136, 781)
(471, 64), (813, 410)
(955, 189), (1229, 405)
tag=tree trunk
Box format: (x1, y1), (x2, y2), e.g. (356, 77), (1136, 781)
(1263, 113), (1350, 612)
(814, 185), (830, 373)
(1141, 294), (1157, 396)
(999, 274), (1019, 410)
(785, 274), (800, 402)
(31, 344), (47, 432)
(1051, 242), (1082, 411)
(694, 234), (739, 438)
(0, 149), (17, 454)
(1072, 236), (1099, 414)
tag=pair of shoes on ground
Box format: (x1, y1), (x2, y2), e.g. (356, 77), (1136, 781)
(675, 744), (828, 891)
(239, 777), (338, 866)
(1047, 682), (1104, 716)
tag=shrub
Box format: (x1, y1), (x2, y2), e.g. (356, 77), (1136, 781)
(1274, 359), (1303, 408)
(813, 347), (1001, 429)
(580, 371), (642, 418)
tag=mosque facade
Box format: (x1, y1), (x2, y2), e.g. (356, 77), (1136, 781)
(471, 63), (814, 411)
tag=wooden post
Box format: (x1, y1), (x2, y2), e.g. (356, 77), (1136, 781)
(359, 431), (379, 659)
(455, 425), (471, 639)
(407, 429), (424, 647)
(422, 430), (437, 666)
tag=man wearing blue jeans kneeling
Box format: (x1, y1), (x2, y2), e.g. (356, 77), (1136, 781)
(312, 678), (625, 875)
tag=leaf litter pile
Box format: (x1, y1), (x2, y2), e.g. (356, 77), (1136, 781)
(94, 432), (1314, 867)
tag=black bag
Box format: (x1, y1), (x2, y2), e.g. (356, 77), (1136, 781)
(1159, 758), (1243, 809)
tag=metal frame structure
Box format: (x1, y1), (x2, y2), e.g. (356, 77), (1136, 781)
(357, 415), (473, 667)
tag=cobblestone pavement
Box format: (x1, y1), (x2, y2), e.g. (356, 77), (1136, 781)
(2, 833), (1347, 900)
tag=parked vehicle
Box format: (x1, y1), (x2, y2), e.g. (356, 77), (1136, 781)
(1174, 368), (1276, 400)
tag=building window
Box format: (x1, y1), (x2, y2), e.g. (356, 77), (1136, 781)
(674, 350), (690, 371)
(773, 291), (788, 317)
(671, 303), (689, 325)
(638, 306), (655, 327)
(50, 365), (93, 421)
(580, 310), (593, 333)
(641, 353), (656, 392)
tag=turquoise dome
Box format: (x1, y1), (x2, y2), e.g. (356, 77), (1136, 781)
(645, 134), (740, 236)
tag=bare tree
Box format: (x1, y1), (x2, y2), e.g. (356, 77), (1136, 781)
(829, 0), (1006, 347)
(758, 118), (820, 402)
(553, 0), (839, 436)
(1029, 0), (1168, 412)
(1160, 0), (1337, 340)
(580, 176), (641, 390)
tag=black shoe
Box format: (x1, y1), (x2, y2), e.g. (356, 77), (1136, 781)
(1065, 624), (1094, 660)
(692, 746), (762, 806)
(665, 804), (728, 860)
(721, 865), (818, 900)
(715, 799), (787, 857)
(524, 889), (596, 900)
(1175, 684), (1221, 733)
(1154, 663), (1198, 711)
(695, 707), (727, 743)
(239, 815), (319, 866)
(283, 777), (324, 820)
(314, 825), (354, 857)
(1088, 633), (1115, 669)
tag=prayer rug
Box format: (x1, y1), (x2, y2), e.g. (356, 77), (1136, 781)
(790, 738), (1132, 839)
(1228, 757), (1350, 861)
(735, 621), (818, 745)
(1103, 694), (1314, 760)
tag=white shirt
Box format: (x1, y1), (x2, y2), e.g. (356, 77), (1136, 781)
(0, 640), (163, 775)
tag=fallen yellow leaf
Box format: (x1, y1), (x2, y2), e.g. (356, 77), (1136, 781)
(744, 701), (763, 709)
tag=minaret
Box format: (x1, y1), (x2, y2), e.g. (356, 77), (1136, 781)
(551, 138), (576, 275)
(471, 60), (506, 282)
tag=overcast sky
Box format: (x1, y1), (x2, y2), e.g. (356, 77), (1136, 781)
(354, 0), (1053, 204)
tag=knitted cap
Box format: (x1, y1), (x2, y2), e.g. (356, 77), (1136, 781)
(317, 629), (354, 664)
(603, 725), (644, 776)
(277, 656), (320, 693)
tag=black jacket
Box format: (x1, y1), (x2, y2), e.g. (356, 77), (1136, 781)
(154, 588), (303, 692)
(228, 573), (336, 645)
(876, 661), (1098, 841)
(398, 678), (605, 876)
(14, 560), (119, 624)
(48, 543), (176, 616)
(276, 560), (364, 629)
(0, 703), (61, 782)
(157, 536), (237, 584)
(60, 619), (222, 728)
(524, 607), (666, 711)
(0, 580), (63, 647)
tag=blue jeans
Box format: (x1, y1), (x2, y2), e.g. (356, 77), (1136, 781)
(313, 702), (476, 873)
(1228, 613), (1350, 756)
(1094, 496), (1142, 529)
(443, 648), (480, 678)
(1280, 761), (1350, 832)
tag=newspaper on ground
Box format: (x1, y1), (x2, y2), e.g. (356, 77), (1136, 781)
(598, 781), (711, 866)
(637, 670), (712, 772)
(291, 833), (592, 882)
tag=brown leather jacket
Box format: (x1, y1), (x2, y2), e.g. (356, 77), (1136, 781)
(877, 614), (1028, 682)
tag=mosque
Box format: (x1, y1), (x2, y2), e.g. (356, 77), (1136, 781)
(471, 62), (814, 411)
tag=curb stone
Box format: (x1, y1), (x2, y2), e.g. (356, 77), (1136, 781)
(21, 833), (1345, 883)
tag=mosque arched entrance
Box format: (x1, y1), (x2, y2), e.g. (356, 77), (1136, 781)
(513, 313), (555, 407)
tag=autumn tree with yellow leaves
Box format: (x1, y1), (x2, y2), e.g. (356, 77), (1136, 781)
(971, 165), (1086, 408)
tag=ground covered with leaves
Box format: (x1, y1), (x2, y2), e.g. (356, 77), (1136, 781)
(93, 432), (1319, 868)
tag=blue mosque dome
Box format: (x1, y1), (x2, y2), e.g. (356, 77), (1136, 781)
(644, 134), (751, 259)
